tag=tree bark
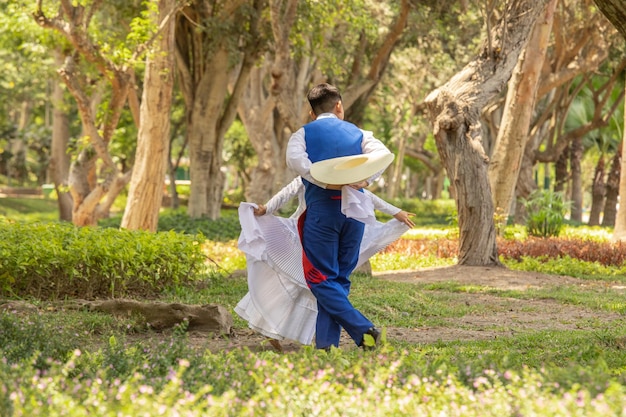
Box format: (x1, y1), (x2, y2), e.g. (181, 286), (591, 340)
(33, 0), (137, 226)
(184, 47), (231, 219)
(238, 60), (281, 204)
(425, 0), (549, 266)
(588, 156), (605, 226)
(569, 136), (584, 223)
(593, 0), (626, 240)
(175, 0), (265, 219)
(593, 0), (626, 39)
(602, 145), (620, 227)
(121, 0), (176, 231)
(554, 145), (569, 193)
(50, 49), (73, 222)
(488, 0), (556, 232)
(613, 83), (626, 240)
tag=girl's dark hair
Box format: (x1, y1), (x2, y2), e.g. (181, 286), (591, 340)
(307, 83), (342, 115)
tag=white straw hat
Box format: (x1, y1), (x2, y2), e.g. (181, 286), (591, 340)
(310, 152), (395, 185)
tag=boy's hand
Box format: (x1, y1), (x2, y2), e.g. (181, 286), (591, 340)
(349, 180), (369, 189)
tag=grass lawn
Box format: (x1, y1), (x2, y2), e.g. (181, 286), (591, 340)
(2, 196), (626, 415)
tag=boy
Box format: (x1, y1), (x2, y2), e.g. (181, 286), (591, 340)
(285, 83), (393, 350)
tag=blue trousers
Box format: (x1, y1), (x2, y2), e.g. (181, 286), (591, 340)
(298, 198), (374, 348)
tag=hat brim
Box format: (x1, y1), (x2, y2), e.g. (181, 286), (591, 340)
(310, 152), (395, 185)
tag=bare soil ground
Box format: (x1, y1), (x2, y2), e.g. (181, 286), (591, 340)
(189, 265), (624, 354)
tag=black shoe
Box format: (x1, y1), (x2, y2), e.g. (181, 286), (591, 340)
(360, 327), (381, 350)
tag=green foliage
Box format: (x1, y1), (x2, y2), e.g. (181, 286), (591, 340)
(99, 209), (242, 241)
(371, 252), (454, 271)
(0, 308), (131, 370)
(520, 189), (569, 238)
(0, 197), (59, 222)
(2, 338), (626, 416)
(380, 198), (456, 226)
(0, 219), (207, 299)
(294, 0), (380, 82)
(1, 218), (626, 415)
(503, 256), (626, 282)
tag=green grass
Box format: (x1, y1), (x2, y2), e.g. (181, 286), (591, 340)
(3, 196), (626, 415)
(0, 197), (59, 222)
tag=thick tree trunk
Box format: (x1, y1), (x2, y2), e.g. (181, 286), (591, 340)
(425, 0), (549, 266)
(176, 1), (264, 219)
(121, 0), (176, 231)
(187, 118), (225, 220)
(595, 0), (626, 240)
(238, 60), (282, 204)
(488, 0), (556, 232)
(185, 49), (230, 219)
(50, 50), (73, 222)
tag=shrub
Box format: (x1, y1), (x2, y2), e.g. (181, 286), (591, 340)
(498, 237), (626, 267)
(0, 219), (207, 299)
(520, 189), (569, 238)
(98, 209), (242, 241)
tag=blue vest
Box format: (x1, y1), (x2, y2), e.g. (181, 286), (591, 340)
(302, 117), (363, 204)
(303, 118), (363, 162)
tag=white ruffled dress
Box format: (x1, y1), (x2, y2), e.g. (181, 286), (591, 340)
(234, 177), (409, 345)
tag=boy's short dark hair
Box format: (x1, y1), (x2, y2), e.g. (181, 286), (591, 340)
(307, 83), (342, 116)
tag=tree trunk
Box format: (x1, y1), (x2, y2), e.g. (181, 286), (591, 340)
(34, 2), (137, 227)
(175, 1), (264, 219)
(238, 59), (282, 204)
(121, 0), (176, 231)
(593, 0), (626, 39)
(569, 136), (584, 223)
(50, 50), (73, 222)
(613, 139), (626, 242)
(488, 0), (556, 233)
(388, 131), (407, 200)
(614, 101), (626, 240)
(602, 145), (620, 227)
(596, 0), (626, 240)
(425, 0), (549, 266)
(554, 144), (568, 193)
(185, 48), (230, 219)
(588, 155), (605, 226)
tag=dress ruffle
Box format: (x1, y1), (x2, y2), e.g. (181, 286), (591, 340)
(235, 202), (408, 345)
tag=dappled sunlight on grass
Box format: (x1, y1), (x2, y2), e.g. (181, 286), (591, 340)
(401, 227), (457, 239)
(203, 239), (246, 273)
(370, 253), (455, 271)
(561, 225), (613, 242)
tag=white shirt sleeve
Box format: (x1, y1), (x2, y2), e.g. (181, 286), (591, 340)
(286, 128), (328, 188)
(364, 189), (401, 216)
(361, 129), (393, 185)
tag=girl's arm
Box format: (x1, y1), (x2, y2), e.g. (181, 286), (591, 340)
(256, 177), (304, 215)
(364, 190), (415, 228)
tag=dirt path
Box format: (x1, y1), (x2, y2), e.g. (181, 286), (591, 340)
(191, 266), (624, 353)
